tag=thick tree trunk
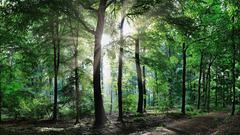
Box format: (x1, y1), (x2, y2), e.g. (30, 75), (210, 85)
(197, 52), (203, 109)
(93, 0), (107, 126)
(117, 4), (125, 120)
(231, 16), (236, 115)
(181, 43), (186, 115)
(136, 37), (144, 113)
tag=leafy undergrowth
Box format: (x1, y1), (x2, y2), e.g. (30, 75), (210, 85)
(0, 113), (188, 135)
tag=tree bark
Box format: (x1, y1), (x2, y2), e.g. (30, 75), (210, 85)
(117, 2), (125, 120)
(136, 37), (144, 113)
(181, 43), (186, 115)
(74, 34), (80, 124)
(93, 0), (107, 126)
(202, 67), (206, 108)
(110, 83), (113, 115)
(231, 16), (236, 115)
(206, 55), (217, 112)
(189, 70), (193, 105)
(154, 71), (158, 106)
(0, 72), (2, 122)
(52, 19), (60, 122)
(206, 65), (211, 112)
(143, 65), (147, 112)
(168, 45), (173, 107)
(197, 52), (203, 109)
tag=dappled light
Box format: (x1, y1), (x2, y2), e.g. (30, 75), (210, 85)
(0, 0), (239, 135)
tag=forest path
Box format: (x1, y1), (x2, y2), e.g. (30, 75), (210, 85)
(0, 112), (231, 135)
(131, 112), (228, 135)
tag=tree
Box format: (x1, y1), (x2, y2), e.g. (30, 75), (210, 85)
(52, 17), (61, 122)
(76, 0), (114, 126)
(182, 43), (187, 114)
(197, 51), (204, 109)
(142, 56), (147, 112)
(69, 18), (81, 124)
(117, 0), (125, 121)
(135, 37), (144, 113)
(92, 0), (114, 126)
(231, 16), (236, 115)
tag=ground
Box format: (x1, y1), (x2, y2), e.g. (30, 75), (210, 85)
(0, 112), (239, 135)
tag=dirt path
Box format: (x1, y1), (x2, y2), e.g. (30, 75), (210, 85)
(132, 112), (228, 135)
(0, 112), (230, 135)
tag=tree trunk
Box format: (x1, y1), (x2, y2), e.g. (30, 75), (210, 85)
(117, 3), (125, 120)
(168, 45), (173, 108)
(52, 20), (60, 122)
(93, 0), (107, 127)
(206, 65), (211, 112)
(0, 77), (2, 122)
(117, 34), (123, 120)
(74, 39), (80, 124)
(181, 43), (186, 115)
(136, 37), (144, 113)
(110, 84), (113, 115)
(197, 52), (203, 109)
(231, 16), (236, 115)
(189, 70), (193, 105)
(202, 67), (206, 108)
(222, 78), (225, 108)
(215, 75), (218, 108)
(143, 65), (147, 112)
(154, 71), (158, 106)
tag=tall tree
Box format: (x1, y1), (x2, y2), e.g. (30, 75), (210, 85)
(143, 61), (147, 112)
(69, 19), (81, 124)
(52, 18), (61, 121)
(92, 0), (112, 126)
(231, 16), (236, 115)
(117, 0), (125, 121)
(181, 43), (187, 114)
(197, 51), (204, 109)
(0, 67), (2, 122)
(136, 37), (144, 113)
(78, 0), (114, 126)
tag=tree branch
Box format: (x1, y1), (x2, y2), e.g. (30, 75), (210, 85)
(106, 0), (115, 8)
(189, 35), (212, 45)
(79, 1), (97, 12)
(78, 17), (95, 35)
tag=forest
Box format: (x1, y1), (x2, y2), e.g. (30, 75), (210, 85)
(0, 0), (240, 135)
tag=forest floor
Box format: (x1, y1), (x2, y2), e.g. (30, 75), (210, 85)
(0, 112), (239, 135)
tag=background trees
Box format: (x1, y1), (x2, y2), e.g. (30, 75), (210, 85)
(0, 0), (239, 129)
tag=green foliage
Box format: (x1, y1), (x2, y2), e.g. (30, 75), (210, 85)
(0, 0), (239, 123)
(123, 94), (137, 112)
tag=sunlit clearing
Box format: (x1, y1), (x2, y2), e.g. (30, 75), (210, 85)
(101, 34), (112, 46)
